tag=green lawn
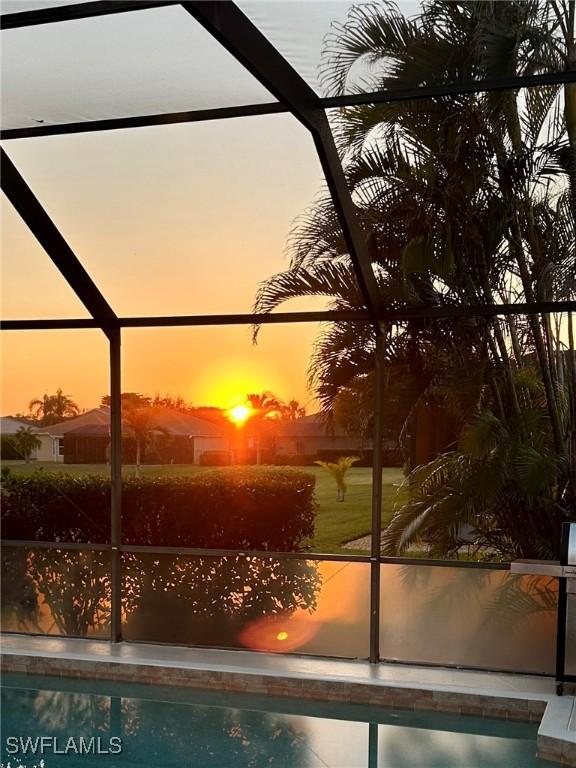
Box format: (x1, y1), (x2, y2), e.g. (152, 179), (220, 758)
(1, 462), (405, 554)
(310, 466), (404, 553)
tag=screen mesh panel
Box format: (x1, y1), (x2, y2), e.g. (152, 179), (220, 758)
(380, 564), (558, 674)
(238, 1), (571, 97)
(3, 114), (342, 315)
(1, 4), (276, 131)
(1, 193), (91, 319)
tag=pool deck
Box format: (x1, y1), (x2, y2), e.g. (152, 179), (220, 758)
(2, 634), (575, 765)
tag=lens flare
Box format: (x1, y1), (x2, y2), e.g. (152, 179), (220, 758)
(239, 615), (319, 653)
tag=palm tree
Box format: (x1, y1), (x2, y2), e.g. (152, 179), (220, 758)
(29, 388), (80, 426)
(383, 407), (568, 560)
(102, 393), (158, 475)
(246, 392), (283, 465)
(101, 392), (151, 409)
(282, 400), (307, 421)
(122, 405), (157, 477)
(315, 456), (360, 501)
(321, 0), (574, 446)
(253, 1), (575, 557)
(11, 427), (42, 463)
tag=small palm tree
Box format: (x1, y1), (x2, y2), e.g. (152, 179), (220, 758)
(383, 408), (568, 560)
(11, 427), (42, 463)
(315, 456), (360, 502)
(122, 405), (159, 477)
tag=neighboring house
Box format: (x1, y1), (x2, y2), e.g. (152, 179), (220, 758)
(275, 413), (369, 458)
(144, 409), (230, 465)
(44, 407), (111, 462)
(52, 407), (231, 465)
(0, 416), (54, 461)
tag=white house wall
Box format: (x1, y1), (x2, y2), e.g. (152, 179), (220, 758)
(34, 435), (60, 462)
(192, 437), (232, 464)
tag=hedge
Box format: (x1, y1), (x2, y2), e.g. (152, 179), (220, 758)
(1, 467), (317, 550)
(199, 450), (232, 467)
(2, 468), (320, 641)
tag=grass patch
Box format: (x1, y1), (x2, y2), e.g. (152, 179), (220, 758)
(310, 466), (404, 554)
(1, 462), (405, 554)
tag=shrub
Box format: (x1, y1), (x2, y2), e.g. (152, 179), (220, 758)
(1, 468), (319, 641)
(199, 450), (232, 466)
(0, 467), (317, 550)
(122, 552), (320, 648)
(273, 454), (316, 466)
(1, 473), (111, 543)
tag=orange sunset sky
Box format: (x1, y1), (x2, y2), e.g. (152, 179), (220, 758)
(0, 0), (425, 418)
(1, 114), (331, 415)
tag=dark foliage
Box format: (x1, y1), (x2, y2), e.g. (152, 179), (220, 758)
(1, 468), (319, 640)
(0, 468), (317, 550)
(199, 450), (232, 466)
(0, 435), (20, 460)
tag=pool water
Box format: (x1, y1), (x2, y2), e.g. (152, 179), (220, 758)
(1, 673), (556, 768)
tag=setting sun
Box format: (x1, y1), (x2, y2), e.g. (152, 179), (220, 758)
(228, 404), (252, 425)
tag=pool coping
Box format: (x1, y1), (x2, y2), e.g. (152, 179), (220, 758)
(2, 634), (575, 765)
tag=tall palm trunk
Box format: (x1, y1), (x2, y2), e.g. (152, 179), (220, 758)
(507, 315), (523, 366)
(255, 431), (261, 465)
(508, 214), (564, 452)
(476, 264), (522, 416)
(567, 312), (576, 497)
(491, 120), (564, 451)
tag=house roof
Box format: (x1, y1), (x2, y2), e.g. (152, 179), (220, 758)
(277, 413), (351, 438)
(0, 416), (50, 436)
(43, 408), (111, 437)
(62, 424), (110, 437)
(51, 406), (225, 438)
(147, 409), (225, 438)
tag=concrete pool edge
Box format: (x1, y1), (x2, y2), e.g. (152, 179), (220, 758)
(2, 635), (575, 765)
(538, 696), (576, 765)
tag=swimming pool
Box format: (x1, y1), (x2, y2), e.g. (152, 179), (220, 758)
(1, 673), (557, 768)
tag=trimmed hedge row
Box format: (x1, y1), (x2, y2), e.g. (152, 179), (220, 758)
(1, 467), (317, 550)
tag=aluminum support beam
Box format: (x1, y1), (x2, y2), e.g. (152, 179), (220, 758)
(369, 334), (386, 663)
(368, 723), (379, 768)
(0, 0), (179, 29)
(3, 71), (575, 141)
(180, 1), (383, 330)
(555, 522), (575, 693)
(3, 302), (574, 331)
(323, 69), (576, 108)
(109, 327), (123, 642)
(0, 310), (372, 331)
(0, 149), (118, 335)
(0, 103), (285, 141)
(181, 1), (319, 131)
(0, 539), (511, 569)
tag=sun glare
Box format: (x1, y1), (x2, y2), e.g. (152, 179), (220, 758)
(228, 404), (252, 425)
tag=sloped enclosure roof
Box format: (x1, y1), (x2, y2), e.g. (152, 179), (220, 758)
(2, 0), (574, 330)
